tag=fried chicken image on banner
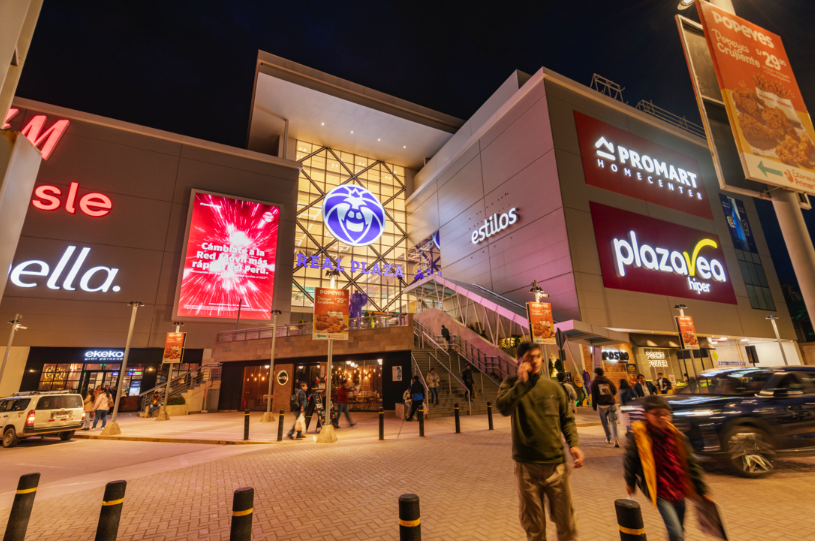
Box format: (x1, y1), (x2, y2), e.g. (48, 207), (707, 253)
(733, 88), (763, 118)
(740, 113), (780, 150)
(762, 107), (797, 140)
(775, 134), (815, 167)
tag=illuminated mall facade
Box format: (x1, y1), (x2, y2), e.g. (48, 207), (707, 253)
(0, 50), (808, 410)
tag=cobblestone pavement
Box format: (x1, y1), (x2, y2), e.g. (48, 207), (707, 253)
(1, 412), (814, 540)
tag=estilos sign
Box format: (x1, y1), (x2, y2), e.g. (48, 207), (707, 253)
(590, 202), (737, 304)
(575, 112), (713, 220)
(471, 208), (519, 244)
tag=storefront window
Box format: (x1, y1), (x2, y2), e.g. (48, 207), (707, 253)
(337, 359), (383, 412)
(242, 366), (272, 411)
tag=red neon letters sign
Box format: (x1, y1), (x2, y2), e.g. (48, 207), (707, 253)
(3, 108), (69, 160)
(32, 182), (112, 217)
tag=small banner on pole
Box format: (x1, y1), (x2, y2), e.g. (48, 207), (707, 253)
(526, 302), (556, 345)
(676, 316), (700, 350)
(313, 287), (350, 341)
(162, 332), (186, 363)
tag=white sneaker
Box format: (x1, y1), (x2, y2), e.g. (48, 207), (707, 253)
(614, 438), (620, 448)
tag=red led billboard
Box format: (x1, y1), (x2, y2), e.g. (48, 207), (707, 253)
(173, 190), (280, 320)
(590, 202), (737, 304)
(575, 111), (713, 220)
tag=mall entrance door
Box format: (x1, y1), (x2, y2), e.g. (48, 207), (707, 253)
(80, 370), (118, 398)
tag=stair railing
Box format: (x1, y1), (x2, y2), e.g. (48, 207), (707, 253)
(413, 324), (471, 415)
(410, 353), (431, 417)
(138, 362), (222, 412)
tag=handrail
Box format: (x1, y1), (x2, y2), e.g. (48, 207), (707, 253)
(426, 348), (471, 415)
(413, 323), (472, 414)
(138, 363), (221, 412)
(217, 314), (410, 343)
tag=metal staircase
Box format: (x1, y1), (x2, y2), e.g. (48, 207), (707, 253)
(138, 363), (221, 412)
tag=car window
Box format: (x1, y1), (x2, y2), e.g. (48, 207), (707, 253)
(64, 396), (82, 409)
(36, 396), (54, 410)
(0, 400), (9, 412)
(775, 373), (806, 393)
(797, 372), (815, 394)
(10, 399), (30, 411)
(699, 369), (773, 395)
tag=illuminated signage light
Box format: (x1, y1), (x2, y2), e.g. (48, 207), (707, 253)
(9, 245), (120, 292)
(32, 183), (112, 217)
(601, 350), (629, 361)
(295, 254), (404, 278)
(471, 208), (518, 244)
(645, 351), (666, 360)
(322, 185), (386, 247)
(85, 350), (124, 359)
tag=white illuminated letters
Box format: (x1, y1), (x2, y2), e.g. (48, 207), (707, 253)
(471, 208), (519, 244)
(9, 245), (121, 293)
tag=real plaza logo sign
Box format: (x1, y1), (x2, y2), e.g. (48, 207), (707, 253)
(590, 202), (737, 305)
(574, 112), (714, 220)
(322, 185), (386, 247)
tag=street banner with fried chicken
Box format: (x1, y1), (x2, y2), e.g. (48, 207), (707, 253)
(526, 302), (556, 345)
(697, 2), (815, 194)
(313, 287), (350, 341)
(676, 316), (700, 350)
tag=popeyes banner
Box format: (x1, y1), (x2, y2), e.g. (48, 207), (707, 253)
(526, 302), (556, 345)
(697, 2), (815, 194)
(162, 332), (186, 364)
(313, 287), (350, 341)
(676, 316), (700, 350)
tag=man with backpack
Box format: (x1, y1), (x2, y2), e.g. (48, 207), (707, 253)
(406, 376), (425, 421)
(287, 382), (308, 440)
(557, 372), (577, 414)
(591, 367), (619, 447)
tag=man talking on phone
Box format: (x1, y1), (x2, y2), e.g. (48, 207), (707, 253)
(498, 341), (584, 541)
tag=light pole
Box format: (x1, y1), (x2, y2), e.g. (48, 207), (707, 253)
(261, 309), (283, 422)
(317, 269), (341, 443)
(766, 315), (789, 366)
(101, 302), (143, 436)
(0, 315), (26, 394)
(674, 304), (702, 389)
(529, 281), (551, 378)
(157, 321), (184, 421)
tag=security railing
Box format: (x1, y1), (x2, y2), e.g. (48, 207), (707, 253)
(413, 323), (472, 414)
(138, 363), (221, 413)
(216, 314), (410, 343)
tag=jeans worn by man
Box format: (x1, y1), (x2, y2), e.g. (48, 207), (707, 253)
(497, 342), (584, 541)
(598, 405), (619, 444)
(92, 410), (107, 429)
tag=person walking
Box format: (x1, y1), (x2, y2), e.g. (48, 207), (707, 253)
(304, 385), (319, 432)
(462, 364), (474, 401)
(426, 368), (440, 405)
(82, 387), (95, 430)
(634, 374), (658, 398)
(336, 379), (356, 427)
(656, 372), (672, 394)
(618, 378), (636, 431)
(581, 369), (592, 403)
(591, 367), (619, 447)
(556, 372), (577, 415)
(624, 395), (712, 541)
(287, 382), (308, 439)
(92, 387), (111, 430)
(406, 376), (425, 421)
(441, 325), (451, 349)
(497, 341), (584, 541)
(107, 387), (117, 415)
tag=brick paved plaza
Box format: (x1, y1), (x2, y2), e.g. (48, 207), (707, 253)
(1, 411), (814, 540)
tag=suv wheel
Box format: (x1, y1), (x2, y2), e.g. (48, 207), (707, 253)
(58, 431), (75, 441)
(2, 427), (19, 448)
(724, 425), (774, 478)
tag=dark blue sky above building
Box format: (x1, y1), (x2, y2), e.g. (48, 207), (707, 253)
(16, 0), (815, 289)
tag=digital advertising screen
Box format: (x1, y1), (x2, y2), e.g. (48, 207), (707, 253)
(173, 190), (280, 321)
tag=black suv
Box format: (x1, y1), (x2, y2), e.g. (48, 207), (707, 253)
(623, 366), (815, 478)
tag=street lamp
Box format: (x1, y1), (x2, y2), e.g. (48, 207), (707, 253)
(102, 301), (144, 436)
(0, 315), (26, 393)
(674, 304), (687, 317)
(530, 280), (549, 303)
(261, 309), (283, 423)
(766, 315), (789, 366)
(677, 0), (694, 10)
(157, 321), (184, 422)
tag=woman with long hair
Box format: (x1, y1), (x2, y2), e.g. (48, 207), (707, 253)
(618, 378), (636, 431)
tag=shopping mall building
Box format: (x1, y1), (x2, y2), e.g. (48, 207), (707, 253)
(0, 51), (806, 411)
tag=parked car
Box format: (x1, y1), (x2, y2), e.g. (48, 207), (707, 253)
(1, 391), (85, 448)
(622, 366), (815, 478)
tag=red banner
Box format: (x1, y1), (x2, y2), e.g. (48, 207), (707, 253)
(590, 202), (737, 305)
(676, 316), (700, 350)
(313, 287), (350, 341)
(526, 302), (556, 345)
(575, 111), (712, 220)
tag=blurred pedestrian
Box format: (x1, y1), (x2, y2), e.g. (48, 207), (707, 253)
(618, 379), (636, 430)
(107, 387), (117, 414)
(557, 372), (577, 414)
(624, 395), (712, 541)
(287, 382), (308, 439)
(497, 342), (584, 541)
(82, 387), (95, 430)
(656, 372), (672, 394)
(336, 379), (356, 427)
(441, 325), (451, 349)
(92, 387), (111, 429)
(462, 364), (474, 401)
(591, 367), (619, 447)
(581, 369), (592, 401)
(426, 368), (440, 405)
(406, 376), (425, 421)
(634, 374), (658, 397)
(148, 392), (161, 416)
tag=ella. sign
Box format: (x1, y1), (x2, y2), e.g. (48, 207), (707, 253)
(9, 245), (121, 293)
(471, 208), (519, 244)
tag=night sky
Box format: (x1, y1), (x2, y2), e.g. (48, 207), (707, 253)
(15, 1), (815, 289)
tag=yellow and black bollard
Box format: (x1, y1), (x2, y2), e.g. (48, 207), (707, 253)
(418, 405), (424, 437)
(243, 409), (250, 441)
(454, 403), (460, 433)
(3, 472), (40, 541)
(95, 480), (127, 541)
(615, 499), (647, 540)
(379, 407), (384, 440)
(230, 487), (254, 541)
(487, 401), (494, 430)
(398, 493), (421, 541)
(277, 409), (284, 442)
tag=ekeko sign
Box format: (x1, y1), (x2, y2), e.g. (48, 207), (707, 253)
(590, 202), (737, 304)
(575, 112), (713, 220)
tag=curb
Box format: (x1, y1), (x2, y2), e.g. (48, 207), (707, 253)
(73, 434), (278, 445)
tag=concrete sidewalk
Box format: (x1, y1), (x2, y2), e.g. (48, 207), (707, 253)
(73, 406), (601, 445)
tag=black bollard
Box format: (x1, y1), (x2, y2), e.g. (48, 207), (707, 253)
(615, 499), (647, 540)
(277, 409), (284, 442)
(230, 487), (254, 541)
(487, 401), (494, 430)
(398, 493), (421, 541)
(454, 403), (460, 433)
(95, 480), (127, 541)
(379, 407), (384, 440)
(3, 472), (40, 541)
(244, 409), (250, 441)
(418, 405), (424, 437)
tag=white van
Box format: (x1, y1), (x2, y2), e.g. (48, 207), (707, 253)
(1, 391), (85, 448)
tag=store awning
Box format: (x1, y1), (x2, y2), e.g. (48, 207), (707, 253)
(630, 333), (715, 349)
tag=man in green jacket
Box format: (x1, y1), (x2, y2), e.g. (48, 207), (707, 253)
(497, 342), (585, 541)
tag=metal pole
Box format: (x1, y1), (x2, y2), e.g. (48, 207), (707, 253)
(769, 317), (789, 366)
(262, 311), (279, 422)
(235, 298), (243, 331)
(0, 314), (22, 390)
(110, 303), (141, 424)
(157, 321), (180, 422)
